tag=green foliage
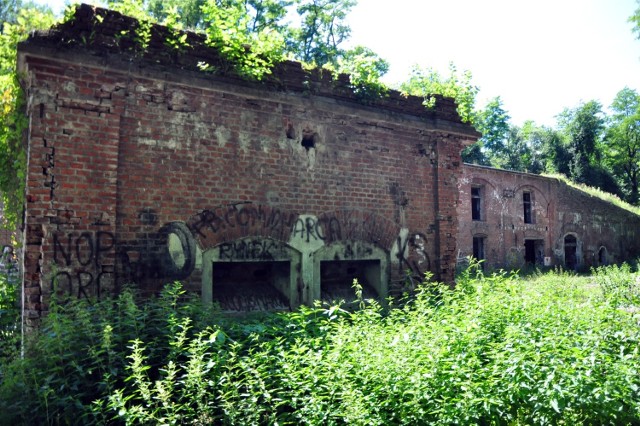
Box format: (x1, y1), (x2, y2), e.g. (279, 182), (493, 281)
(290, 0), (356, 66)
(107, 0), (154, 51)
(329, 45), (389, 100)
(200, 0), (286, 80)
(556, 100), (615, 190)
(0, 268), (20, 365)
(146, 0), (208, 30)
(401, 63), (479, 124)
(630, 0), (640, 42)
(2, 266), (640, 424)
(0, 6), (55, 228)
(593, 262), (640, 308)
(605, 87), (640, 204)
(475, 96), (510, 154)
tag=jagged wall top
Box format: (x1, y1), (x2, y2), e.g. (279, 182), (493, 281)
(20, 3), (474, 127)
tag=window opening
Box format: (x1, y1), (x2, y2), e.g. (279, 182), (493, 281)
(471, 187), (482, 221)
(211, 261), (290, 311)
(523, 191), (533, 224)
(320, 260), (380, 306)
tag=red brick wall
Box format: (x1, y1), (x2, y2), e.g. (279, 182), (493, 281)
(18, 5), (478, 324)
(458, 165), (640, 271)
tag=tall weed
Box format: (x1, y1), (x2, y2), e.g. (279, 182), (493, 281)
(1, 266), (639, 424)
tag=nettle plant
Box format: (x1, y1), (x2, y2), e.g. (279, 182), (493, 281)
(1, 265), (640, 425)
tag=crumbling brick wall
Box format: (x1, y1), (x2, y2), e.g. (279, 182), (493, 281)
(458, 165), (640, 271)
(18, 5), (479, 325)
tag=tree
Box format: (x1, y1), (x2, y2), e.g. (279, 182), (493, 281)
(400, 63), (479, 124)
(557, 100), (608, 186)
(199, 0), (287, 79)
(0, 6), (56, 228)
(494, 122), (548, 174)
(289, 0), (356, 66)
(630, 0), (640, 43)
(517, 122), (552, 174)
(0, 0), (22, 27)
(333, 45), (389, 99)
(605, 87), (640, 204)
(468, 97), (509, 165)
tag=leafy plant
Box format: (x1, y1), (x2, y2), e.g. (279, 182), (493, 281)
(2, 266), (639, 424)
(0, 7), (55, 228)
(401, 63), (479, 124)
(200, 0), (285, 80)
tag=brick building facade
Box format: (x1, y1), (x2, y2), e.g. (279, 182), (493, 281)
(17, 5), (479, 325)
(15, 5), (640, 326)
(457, 165), (640, 271)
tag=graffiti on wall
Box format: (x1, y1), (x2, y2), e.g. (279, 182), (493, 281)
(396, 232), (431, 283)
(49, 201), (434, 300)
(188, 203), (297, 248)
(52, 231), (116, 298)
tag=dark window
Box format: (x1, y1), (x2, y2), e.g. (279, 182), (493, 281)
(471, 187), (482, 221)
(472, 236), (485, 261)
(523, 192), (533, 224)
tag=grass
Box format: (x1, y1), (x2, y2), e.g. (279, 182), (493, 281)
(0, 263), (639, 425)
(543, 172), (640, 216)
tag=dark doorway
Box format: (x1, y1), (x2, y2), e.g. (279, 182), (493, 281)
(564, 235), (578, 271)
(524, 239), (544, 265)
(320, 260), (380, 304)
(473, 236), (485, 261)
(211, 261), (290, 311)
(598, 247), (608, 266)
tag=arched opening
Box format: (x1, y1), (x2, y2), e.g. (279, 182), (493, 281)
(598, 246), (608, 266)
(564, 235), (578, 271)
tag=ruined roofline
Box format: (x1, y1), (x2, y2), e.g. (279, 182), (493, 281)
(18, 3), (479, 137)
(463, 162), (640, 217)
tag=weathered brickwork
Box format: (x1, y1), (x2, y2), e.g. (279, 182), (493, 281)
(458, 165), (640, 271)
(17, 5), (478, 325)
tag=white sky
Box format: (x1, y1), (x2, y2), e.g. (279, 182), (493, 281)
(37, 0), (640, 127)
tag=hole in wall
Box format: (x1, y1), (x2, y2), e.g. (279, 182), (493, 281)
(285, 122), (295, 139)
(301, 134), (315, 150)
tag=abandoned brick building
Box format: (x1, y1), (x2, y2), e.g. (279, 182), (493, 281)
(458, 165), (640, 271)
(14, 5), (640, 325)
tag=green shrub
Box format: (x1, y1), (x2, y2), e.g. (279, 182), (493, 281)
(1, 266), (639, 425)
(0, 267), (20, 365)
(593, 262), (640, 308)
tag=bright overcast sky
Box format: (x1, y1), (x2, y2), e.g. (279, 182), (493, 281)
(38, 0), (640, 127)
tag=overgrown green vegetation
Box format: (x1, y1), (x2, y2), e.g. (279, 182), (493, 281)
(543, 172), (640, 217)
(0, 270), (20, 366)
(0, 5), (55, 228)
(1, 263), (639, 425)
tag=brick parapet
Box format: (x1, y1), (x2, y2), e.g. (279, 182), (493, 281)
(18, 3), (480, 134)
